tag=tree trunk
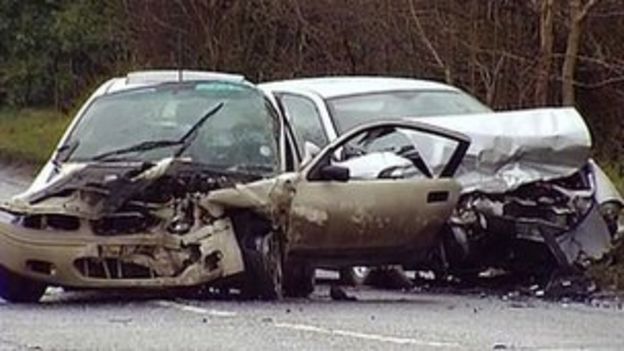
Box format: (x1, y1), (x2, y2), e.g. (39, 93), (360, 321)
(561, 0), (598, 106)
(535, 0), (555, 106)
(408, 0), (452, 84)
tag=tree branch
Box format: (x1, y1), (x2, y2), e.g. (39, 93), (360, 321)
(579, 0), (600, 20)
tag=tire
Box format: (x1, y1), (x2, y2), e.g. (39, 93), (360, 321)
(283, 261), (315, 298)
(339, 266), (371, 286)
(364, 266), (413, 290)
(241, 232), (283, 300)
(0, 266), (47, 303)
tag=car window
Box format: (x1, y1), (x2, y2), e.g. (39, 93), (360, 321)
(315, 127), (460, 181)
(63, 82), (280, 175)
(327, 90), (492, 133)
(279, 94), (329, 151)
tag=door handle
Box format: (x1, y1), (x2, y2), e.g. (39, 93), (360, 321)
(427, 191), (449, 203)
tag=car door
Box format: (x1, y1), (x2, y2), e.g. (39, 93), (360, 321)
(274, 93), (332, 155)
(285, 120), (470, 263)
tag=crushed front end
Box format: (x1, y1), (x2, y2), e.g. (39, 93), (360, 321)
(0, 78), (285, 303)
(0, 159), (254, 289)
(444, 165), (617, 277)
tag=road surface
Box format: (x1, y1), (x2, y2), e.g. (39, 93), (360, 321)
(1, 167), (623, 351)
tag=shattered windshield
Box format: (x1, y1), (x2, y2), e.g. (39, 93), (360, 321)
(327, 90), (492, 133)
(63, 81), (279, 174)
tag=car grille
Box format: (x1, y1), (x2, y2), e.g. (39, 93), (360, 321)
(74, 258), (154, 279)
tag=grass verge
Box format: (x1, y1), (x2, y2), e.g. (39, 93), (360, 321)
(0, 108), (71, 167)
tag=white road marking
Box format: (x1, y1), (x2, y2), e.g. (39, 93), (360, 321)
(153, 300), (238, 318)
(273, 322), (461, 348)
(154, 300), (459, 348)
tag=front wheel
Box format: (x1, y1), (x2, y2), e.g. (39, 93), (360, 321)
(0, 266), (47, 303)
(241, 232), (283, 300)
(283, 261), (315, 297)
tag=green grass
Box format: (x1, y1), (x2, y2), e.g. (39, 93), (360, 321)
(0, 108), (71, 166)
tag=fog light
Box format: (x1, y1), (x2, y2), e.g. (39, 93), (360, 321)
(26, 260), (55, 275)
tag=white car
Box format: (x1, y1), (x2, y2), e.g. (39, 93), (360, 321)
(261, 76), (623, 281)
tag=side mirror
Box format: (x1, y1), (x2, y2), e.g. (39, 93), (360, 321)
(320, 165), (350, 182)
(301, 141), (321, 168)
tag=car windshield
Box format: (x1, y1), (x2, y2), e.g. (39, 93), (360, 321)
(63, 81), (280, 174)
(327, 90), (492, 133)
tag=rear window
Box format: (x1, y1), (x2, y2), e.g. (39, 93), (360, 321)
(327, 90), (491, 133)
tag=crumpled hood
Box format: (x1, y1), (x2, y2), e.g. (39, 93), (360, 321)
(415, 107), (591, 193)
(1, 156), (266, 219)
(0, 158), (176, 219)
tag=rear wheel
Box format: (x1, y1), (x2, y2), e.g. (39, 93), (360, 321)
(0, 266), (47, 303)
(339, 266), (371, 286)
(364, 266), (413, 290)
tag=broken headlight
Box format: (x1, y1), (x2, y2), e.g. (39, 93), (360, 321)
(18, 214), (81, 231)
(91, 213), (159, 236)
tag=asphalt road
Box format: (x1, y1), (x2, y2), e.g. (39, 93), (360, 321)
(1, 167), (624, 351)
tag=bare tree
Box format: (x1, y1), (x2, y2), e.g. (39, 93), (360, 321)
(561, 0), (600, 105)
(535, 0), (556, 106)
(407, 0), (452, 84)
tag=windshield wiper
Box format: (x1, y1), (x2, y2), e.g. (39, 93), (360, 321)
(90, 102), (225, 161)
(91, 140), (182, 161)
(173, 102), (225, 157)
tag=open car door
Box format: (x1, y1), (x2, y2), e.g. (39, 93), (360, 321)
(286, 120), (471, 264)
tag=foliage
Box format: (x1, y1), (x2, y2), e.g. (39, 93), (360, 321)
(0, 0), (60, 106)
(0, 0), (127, 110)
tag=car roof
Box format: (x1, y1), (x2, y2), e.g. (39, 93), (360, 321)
(102, 70), (249, 94)
(259, 76), (459, 99)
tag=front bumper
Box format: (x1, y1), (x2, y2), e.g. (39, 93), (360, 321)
(0, 212), (244, 289)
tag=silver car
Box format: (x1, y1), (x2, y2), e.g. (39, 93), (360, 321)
(261, 76), (623, 281)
